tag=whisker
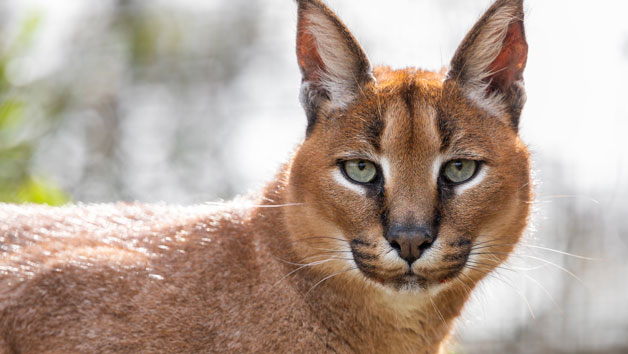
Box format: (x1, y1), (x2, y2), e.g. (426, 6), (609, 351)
(297, 251), (354, 263)
(272, 258), (342, 287)
(473, 235), (601, 260)
(271, 254), (309, 267)
(429, 297), (448, 329)
(289, 236), (349, 244)
(204, 201), (305, 208)
(471, 252), (586, 286)
(271, 252), (351, 267)
(492, 273), (535, 319)
(465, 259), (501, 271)
(520, 272), (564, 316)
(471, 237), (514, 248)
(472, 261), (545, 275)
(464, 265), (536, 319)
(522, 245), (601, 261)
(471, 242), (518, 251)
(299, 254), (354, 263)
(454, 276), (473, 297)
(310, 248), (352, 253)
(305, 267), (359, 298)
(466, 261), (563, 316)
(535, 194), (600, 205)
(253, 203), (305, 208)
(517, 254), (586, 286)
(473, 239), (601, 260)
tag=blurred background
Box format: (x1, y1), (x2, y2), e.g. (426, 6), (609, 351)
(1, 0), (626, 352)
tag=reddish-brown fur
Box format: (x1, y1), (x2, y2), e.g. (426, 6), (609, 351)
(0, 0), (531, 353)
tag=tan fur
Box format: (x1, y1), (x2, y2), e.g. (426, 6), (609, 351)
(0, 1), (531, 353)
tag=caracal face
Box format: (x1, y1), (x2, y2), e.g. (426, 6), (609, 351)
(286, 0), (531, 293)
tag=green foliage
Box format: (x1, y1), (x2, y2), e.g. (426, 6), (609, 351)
(0, 12), (69, 206)
(16, 177), (68, 206)
(0, 99), (24, 130)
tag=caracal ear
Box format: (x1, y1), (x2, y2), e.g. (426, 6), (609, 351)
(296, 0), (374, 135)
(447, 0), (528, 129)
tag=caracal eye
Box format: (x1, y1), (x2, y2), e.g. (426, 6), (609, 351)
(443, 160), (478, 184)
(343, 160), (377, 184)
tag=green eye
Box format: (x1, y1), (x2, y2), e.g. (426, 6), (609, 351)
(343, 160), (378, 184)
(443, 160), (478, 184)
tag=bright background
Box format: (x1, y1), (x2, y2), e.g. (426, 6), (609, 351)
(1, 0), (627, 352)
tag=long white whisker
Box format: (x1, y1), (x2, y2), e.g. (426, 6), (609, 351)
(430, 297), (448, 329)
(535, 194), (600, 205)
(310, 248), (352, 253)
(466, 265), (536, 320)
(203, 202), (305, 208)
(305, 267), (358, 298)
(520, 272), (564, 316)
(273, 258), (348, 288)
(470, 251), (586, 286)
(289, 236), (349, 244)
(522, 245), (601, 261)
(518, 254), (586, 286)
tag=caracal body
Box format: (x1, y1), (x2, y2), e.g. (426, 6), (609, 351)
(0, 0), (531, 353)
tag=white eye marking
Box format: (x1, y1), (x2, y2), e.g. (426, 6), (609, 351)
(380, 157), (391, 182)
(455, 166), (488, 195)
(431, 155), (443, 185)
(333, 170), (366, 196)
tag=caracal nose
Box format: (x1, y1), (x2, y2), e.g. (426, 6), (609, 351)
(386, 224), (435, 264)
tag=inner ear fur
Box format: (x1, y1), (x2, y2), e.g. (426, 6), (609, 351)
(447, 0), (528, 130)
(296, 0), (374, 135)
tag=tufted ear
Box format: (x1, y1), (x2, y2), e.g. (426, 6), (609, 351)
(296, 0), (374, 135)
(447, 0), (528, 129)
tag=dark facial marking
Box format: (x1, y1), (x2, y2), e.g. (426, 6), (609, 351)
(351, 249), (378, 261)
(350, 239), (372, 248)
(379, 207), (390, 243)
(450, 239), (472, 248)
(436, 108), (455, 153)
(352, 255), (378, 273)
(438, 268), (463, 282)
(363, 116), (384, 152)
(442, 252), (469, 263)
(402, 81), (416, 134)
(437, 170), (456, 201)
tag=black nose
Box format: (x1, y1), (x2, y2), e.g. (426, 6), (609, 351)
(385, 224), (435, 264)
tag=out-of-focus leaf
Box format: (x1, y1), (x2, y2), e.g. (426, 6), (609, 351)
(2, 12), (42, 58)
(0, 144), (31, 180)
(0, 99), (25, 130)
(0, 12), (69, 206)
(16, 13), (42, 46)
(16, 177), (69, 206)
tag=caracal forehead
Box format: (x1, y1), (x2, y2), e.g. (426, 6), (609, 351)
(375, 69), (445, 180)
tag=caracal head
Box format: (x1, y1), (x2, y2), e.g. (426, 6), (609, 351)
(286, 0), (531, 293)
